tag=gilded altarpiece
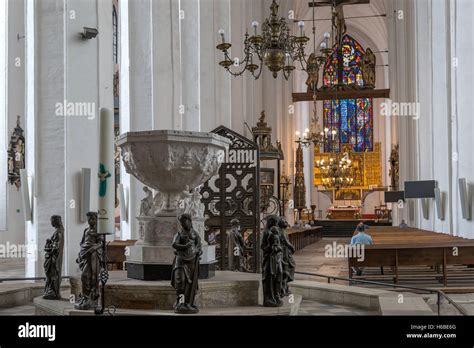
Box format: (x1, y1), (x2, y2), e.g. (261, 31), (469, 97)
(314, 143), (382, 199)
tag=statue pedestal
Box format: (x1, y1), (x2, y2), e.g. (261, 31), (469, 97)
(127, 214), (216, 281)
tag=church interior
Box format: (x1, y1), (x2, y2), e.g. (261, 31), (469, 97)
(1, 0), (474, 330)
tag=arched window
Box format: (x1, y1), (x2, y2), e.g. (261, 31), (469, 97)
(113, 5), (118, 64)
(323, 34), (373, 153)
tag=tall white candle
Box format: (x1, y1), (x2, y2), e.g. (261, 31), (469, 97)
(98, 108), (115, 235)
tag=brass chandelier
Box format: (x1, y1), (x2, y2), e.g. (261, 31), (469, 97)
(295, 123), (337, 148)
(216, 0), (312, 80)
(315, 151), (355, 190)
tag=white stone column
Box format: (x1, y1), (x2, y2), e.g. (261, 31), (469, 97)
(25, 0), (36, 276)
(0, 0), (7, 235)
(119, 0), (132, 239)
(25, 0), (67, 277)
(151, 0), (175, 130)
(450, 0), (473, 238)
(0, 0), (27, 242)
(3, 0), (26, 245)
(181, 0), (200, 131)
(120, 0), (153, 240)
(388, 0), (419, 226)
(200, 0), (232, 132)
(388, 0), (474, 236)
(24, 0), (113, 276)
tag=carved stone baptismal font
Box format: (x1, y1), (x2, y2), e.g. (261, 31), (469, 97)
(116, 130), (231, 280)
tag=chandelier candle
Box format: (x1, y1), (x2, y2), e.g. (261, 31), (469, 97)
(98, 107), (115, 235)
(216, 0), (309, 80)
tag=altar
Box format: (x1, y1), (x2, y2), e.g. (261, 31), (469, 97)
(327, 206), (360, 220)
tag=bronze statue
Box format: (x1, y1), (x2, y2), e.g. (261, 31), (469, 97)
(261, 215), (283, 307)
(305, 53), (320, 93)
(43, 215), (64, 300)
(362, 48), (376, 88)
(171, 214), (202, 314)
(229, 218), (246, 272)
(75, 212), (103, 310)
(278, 217), (295, 297)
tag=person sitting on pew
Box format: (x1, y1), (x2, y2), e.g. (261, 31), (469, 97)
(399, 220), (408, 229)
(350, 223), (373, 276)
(351, 223), (373, 246)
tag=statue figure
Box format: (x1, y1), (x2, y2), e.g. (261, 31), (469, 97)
(153, 189), (166, 214)
(8, 157), (14, 173)
(228, 218), (246, 272)
(258, 110), (266, 126)
(189, 187), (205, 218)
(261, 215), (283, 307)
(43, 215), (65, 300)
(389, 144), (399, 190)
(262, 136), (270, 151)
(171, 214), (202, 314)
(179, 186), (205, 219)
(278, 217), (295, 297)
(362, 48), (376, 88)
(305, 53), (320, 93)
(139, 186), (154, 217)
(181, 149), (194, 170)
(15, 139), (24, 168)
(75, 212), (103, 310)
(7, 116), (25, 189)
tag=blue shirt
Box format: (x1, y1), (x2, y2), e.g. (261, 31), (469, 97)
(351, 232), (373, 245)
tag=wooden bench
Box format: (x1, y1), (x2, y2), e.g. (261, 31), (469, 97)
(348, 227), (474, 286)
(287, 226), (323, 251)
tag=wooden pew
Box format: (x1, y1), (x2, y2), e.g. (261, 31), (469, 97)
(287, 226), (323, 251)
(348, 227), (474, 286)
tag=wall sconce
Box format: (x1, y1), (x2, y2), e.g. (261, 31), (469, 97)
(434, 188), (445, 220)
(20, 169), (32, 222)
(459, 178), (472, 220)
(80, 168), (91, 222)
(81, 27), (98, 40)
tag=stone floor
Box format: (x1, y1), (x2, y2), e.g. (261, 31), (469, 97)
(298, 300), (377, 316)
(1, 239), (474, 316)
(292, 238), (474, 315)
(0, 304), (35, 315)
(0, 258), (25, 278)
(425, 293), (474, 315)
(293, 237), (350, 282)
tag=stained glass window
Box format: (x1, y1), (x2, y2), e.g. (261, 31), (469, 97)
(323, 34), (373, 152)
